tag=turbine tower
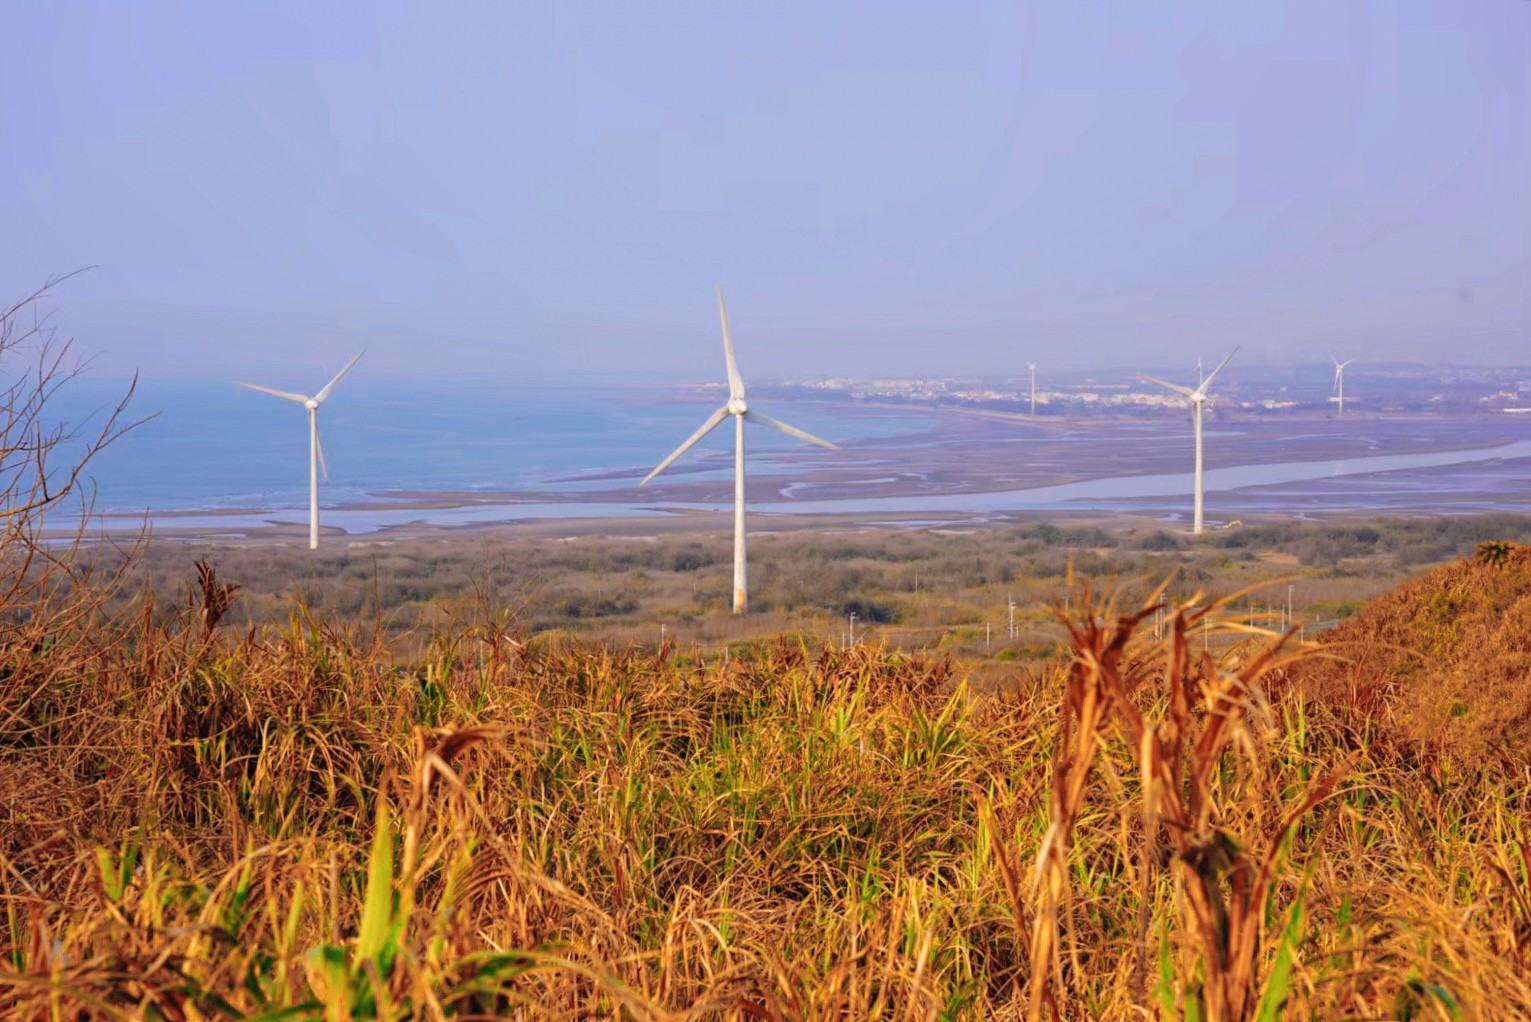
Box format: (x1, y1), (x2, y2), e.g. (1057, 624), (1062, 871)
(1139, 347), (1238, 535)
(1027, 361), (1037, 416)
(236, 352), (364, 549)
(642, 287), (838, 614)
(1330, 355), (1352, 417)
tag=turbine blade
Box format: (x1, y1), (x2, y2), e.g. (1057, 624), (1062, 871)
(743, 409), (838, 449)
(1137, 374), (1195, 398)
(717, 286), (744, 400)
(236, 381), (311, 404)
(314, 350), (365, 404)
(315, 416), (330, 481)
(640, 406), (730, 486)
(1196, 346), (1239, 395)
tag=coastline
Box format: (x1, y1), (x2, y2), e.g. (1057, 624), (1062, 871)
(84, 412), (1531, 546)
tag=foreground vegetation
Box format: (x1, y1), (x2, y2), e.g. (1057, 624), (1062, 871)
(4, 550), (1530, 1018)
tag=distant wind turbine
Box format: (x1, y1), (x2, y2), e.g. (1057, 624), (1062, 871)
(641, 287), (838, 614)
(236, 352), (364, 550)
(1330, 355), (1353, 417)
(1139, 347), (1238, 535)
(1027, 361), (1037, 416)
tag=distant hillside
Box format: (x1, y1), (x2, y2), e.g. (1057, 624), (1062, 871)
(1303, 542), (1531, 764)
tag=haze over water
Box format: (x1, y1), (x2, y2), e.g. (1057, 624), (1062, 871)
(62, 379), (922, 515)
(52, 370), (1531, 535)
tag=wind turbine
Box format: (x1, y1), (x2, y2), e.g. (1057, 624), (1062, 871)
(236, 352), (364, 549)
(1027, 361), (1038, 416)
(1330, 355), (1352, 417)
(1138, 347), (1238, 536)
(641, 287), (838, 614)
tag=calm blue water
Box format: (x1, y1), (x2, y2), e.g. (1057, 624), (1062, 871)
(55, 378), (929, 513)
(47, 377), (1531, 532)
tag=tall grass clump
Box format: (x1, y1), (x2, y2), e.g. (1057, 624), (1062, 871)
(1024, 580), (1354, 1020)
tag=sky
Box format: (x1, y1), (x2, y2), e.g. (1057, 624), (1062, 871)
(3, 0), (1529, 385)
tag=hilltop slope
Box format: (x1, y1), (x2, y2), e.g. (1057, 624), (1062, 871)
(1305, 543), (1531, 763)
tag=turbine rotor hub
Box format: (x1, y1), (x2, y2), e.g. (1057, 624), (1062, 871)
(728, 398), (748, 416)
(306, 398), (319, 411)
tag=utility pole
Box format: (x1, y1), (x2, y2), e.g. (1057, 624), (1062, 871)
(660, 623), (666, 646)
(1008, 594), (1015, 641)
(1287, 585), (1295, 631)
(985, 621), (991, 651)
(848, 611), (857, 647)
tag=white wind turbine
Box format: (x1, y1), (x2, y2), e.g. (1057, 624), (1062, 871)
(236, 352), (364, 550)
(1027, 361), (1038, 416)
(641, 287), (838, 614)
(1330, 355), (1352, 417)
(1139, 347), (1238, 535)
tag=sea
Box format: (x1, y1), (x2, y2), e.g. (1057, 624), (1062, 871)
(41, 375), (1531, 533)
(52, 377), (928, 516)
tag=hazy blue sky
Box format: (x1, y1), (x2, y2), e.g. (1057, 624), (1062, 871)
(4, 1), (1528, 383)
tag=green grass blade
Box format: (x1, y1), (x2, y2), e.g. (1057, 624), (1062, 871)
(1255, 886), (1306, 1022)
(355, 800), (396, 970)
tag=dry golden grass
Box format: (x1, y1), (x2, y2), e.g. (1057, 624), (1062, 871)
(1, 554), (1529, 1019)
(1297, 542), (1531, 765)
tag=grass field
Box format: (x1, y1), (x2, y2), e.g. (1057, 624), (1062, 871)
(112, 512), (1531, 657)
(4, 539), (1531, 1019)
